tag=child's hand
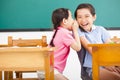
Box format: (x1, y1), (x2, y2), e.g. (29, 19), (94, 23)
(72, 20), (79, 31)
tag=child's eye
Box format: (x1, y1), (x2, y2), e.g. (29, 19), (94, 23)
(85, 15), (90, 18)
(77, 16), (82, 18)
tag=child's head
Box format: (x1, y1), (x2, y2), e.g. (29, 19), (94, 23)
(52, 8), (74, 30)
(50, 8), (74, 47)
(74, 3), (96, 32)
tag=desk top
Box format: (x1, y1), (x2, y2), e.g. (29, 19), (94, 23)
(0, 46), (55, 52)
(0, 46), (55, 71)
(88, 43), (120, 47)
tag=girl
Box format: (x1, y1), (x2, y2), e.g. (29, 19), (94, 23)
(50, 8), (81, 80)
(74, 3), (120, 80)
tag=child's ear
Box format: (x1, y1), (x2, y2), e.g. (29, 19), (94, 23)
(93, 14), (96, 21)
(63, 18), (68, 24)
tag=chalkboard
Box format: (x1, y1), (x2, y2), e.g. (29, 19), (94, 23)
(0, 0), (120, 31)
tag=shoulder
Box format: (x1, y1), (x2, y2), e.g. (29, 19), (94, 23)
(58, 27), (73, 39)
(94, 25), (107, 31)
(94, 25), (110, 37)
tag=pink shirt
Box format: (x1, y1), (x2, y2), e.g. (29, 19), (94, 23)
(53, 27), (75, 73)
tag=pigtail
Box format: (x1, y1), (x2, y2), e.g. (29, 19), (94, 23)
(50, 29), (58, 47)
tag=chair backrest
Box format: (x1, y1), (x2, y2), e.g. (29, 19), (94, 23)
(8, 36), (48, 47)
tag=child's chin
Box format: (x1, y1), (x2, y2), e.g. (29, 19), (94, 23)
(68, 28), (72, 31)
(68, 27), (72, 30)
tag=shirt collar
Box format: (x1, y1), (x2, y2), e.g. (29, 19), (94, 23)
(91, 25), (96, 31)
(85, 25), (96, 33)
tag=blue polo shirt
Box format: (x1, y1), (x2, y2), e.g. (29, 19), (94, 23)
(78, 25), (111, 68)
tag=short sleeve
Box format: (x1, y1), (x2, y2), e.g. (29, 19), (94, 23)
(100, 27), (111, 42)
(63, 32), (75, 47)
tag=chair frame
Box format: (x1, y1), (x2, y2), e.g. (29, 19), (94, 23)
(8, 36), (48, 80)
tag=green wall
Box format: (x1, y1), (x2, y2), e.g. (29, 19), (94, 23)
(0, 0), (120, 31)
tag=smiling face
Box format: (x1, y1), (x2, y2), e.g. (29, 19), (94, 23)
(76, 8), (96, 32)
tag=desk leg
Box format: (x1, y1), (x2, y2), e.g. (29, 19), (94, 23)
(92, 52), (99, 80)
(44, 53), (50, 80)
(50, 52), (54, 80)
(0, 71), (2, 80)
(4, 71), (13, 80)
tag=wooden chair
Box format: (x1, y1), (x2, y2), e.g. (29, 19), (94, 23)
(1, 36), (54, 80)
(89, 43), (120, 80)
(8, 36), (48, 80)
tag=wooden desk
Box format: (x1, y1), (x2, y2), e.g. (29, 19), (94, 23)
(88, 44), (120, 80)
(0, 46), (54, 80)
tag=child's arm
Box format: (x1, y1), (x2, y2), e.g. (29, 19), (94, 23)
(80, 36), (92, 55)
(80, 36), (112, 55)
(70, 20), (81, 51)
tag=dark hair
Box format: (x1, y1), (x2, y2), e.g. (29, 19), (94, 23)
(50, 8), (69, 47)
(74, 3), (95, 18)
(74, 3), (96, 32)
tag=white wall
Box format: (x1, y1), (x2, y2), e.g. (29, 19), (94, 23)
(0, 30), (120, 80)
